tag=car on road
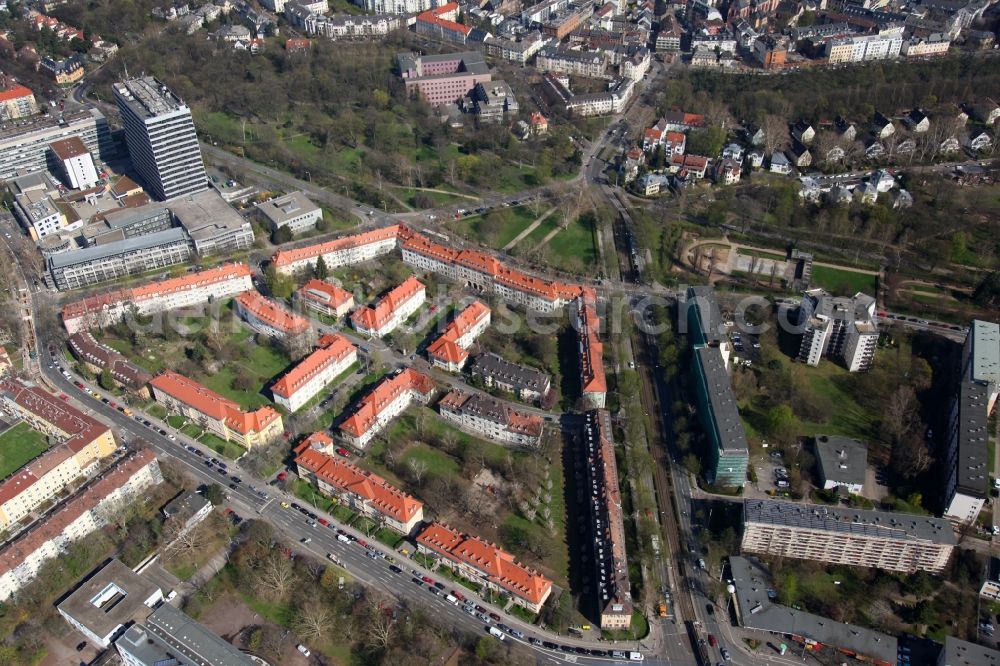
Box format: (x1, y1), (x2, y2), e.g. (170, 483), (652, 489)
(489, 612), (501, 622)
(335, 447), (350, 457)
(388, 565), (402, 574)
(76, 642), (87, 652)
(300, 537), (312, 544)
(280, 502), (290, 509)
(411, 578), (423, 586)
(528, 637), (541, 646)
(708, 634), (717, 647)
(421, 576), (434, 584)
(542, 641), (558, 649)
(720, 648), (731, 661)
(433, 581), (445, 590)
(276, 471), (288, 481)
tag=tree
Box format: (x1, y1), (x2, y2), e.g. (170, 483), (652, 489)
(407, 457), (428, 486)
(204, 483), (225, 506)
(765, 404), (800, 446)
(272, 226), (293, 245)
(315, 255), (329, 280)
(98, 368), (116, 392)
(254, 552), (296, 601)
(293, 599), (334, 641)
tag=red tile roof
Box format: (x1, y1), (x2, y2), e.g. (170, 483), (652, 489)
(416, 3), (472, 35)
(149, 371), (281, 436)
(426, 301), (490, 366)
(48, 136), (88, 160)
(61, 263), (252, 326)
(665, 131), (686, 144)
(0, 449), (157, 578)
(235, 291), (310, 336)
(350, 276), (425, 334)
(298, 279), (353, 311)
(271, 225), (404, 269)
(416, 522), (553, 605)
(271, 334), (356, 400)
(0, 377), (110, 453)
(578, 299), (607, 395)
(0, 83), (34, 103)
(0, 445), (74, 507)
(295, 446), (422, 523)
(340, 369), (435, 438)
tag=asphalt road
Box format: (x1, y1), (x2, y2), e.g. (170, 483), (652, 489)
(35, 341), (663, 666)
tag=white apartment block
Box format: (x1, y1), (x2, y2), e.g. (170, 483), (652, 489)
(825, 32), (903, 63)
(0, 451), (162, 601)
(61, 263), (253, 334)
(339, 369), (435, 449)
(354, 0), (432, 13)
(271, 336), (357, 413)
(13, 190), (69, 240)
(536, 48), (607, 78)
(901, 34), (950, 57)
(742, 499), (956, 574)
(271, 225), (402, 276)
(0, 445), (92, 531)
(50, 137), (99, 190)
(797, 289), (878, 372)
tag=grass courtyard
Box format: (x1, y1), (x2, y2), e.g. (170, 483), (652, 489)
(449, 205), (539, 249)
(810, 265), (878, 296)
(0, 422), (49, 478)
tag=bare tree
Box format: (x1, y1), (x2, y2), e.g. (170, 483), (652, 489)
(362, 596), (396, 650)
(254, 553), (296, 601)
(407, 458), (428, 487)
(293, 599), (334, 641)
(761, 114), (788, 156)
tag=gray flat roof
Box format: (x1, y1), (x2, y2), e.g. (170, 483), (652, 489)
(114, 77), (188, 120)
(255, 191), (319, 224)
(941, 635), (1000, 665)
(695, 345), (748, 455)
(744, 498), (956, 545)
(168, 190), (248, 240)
(968, 320), (1000, 387)
(814, 434), (867, 487)
(47, 227), (189, 269)
(102, 205), (170, 230)
(686, 285), (725, 344)
(955, 380), (990, 497)
(57, 559), (160, 641)
(729, 556), (898, 664)
(144, 604), (255, 666)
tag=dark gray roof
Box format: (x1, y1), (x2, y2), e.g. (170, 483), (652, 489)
(814, 434), (867, 487)
(686, 285), (725, 345)
(470, 353), (550, 392)
(954, 381), (990, 497)
(694, 346), (748, 455)
(140, 604), (255, 666)
(162, 490), (211, 521)
(114, 77), (189, 120)
(940, 635), (1000, 665)
(47, 228), (189, 269)
(744, 499), (956, 545)
(729, 556), (898, 664)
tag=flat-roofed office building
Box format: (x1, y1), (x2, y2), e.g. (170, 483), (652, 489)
(45, 228), (192, 290)
(114, 77), (207, 201)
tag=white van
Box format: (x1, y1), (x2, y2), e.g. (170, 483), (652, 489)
(629, 652), (644, 661)
(488, 627), (506, 640)
(336, 534), (350, 543)
(445, 594), (459, 605)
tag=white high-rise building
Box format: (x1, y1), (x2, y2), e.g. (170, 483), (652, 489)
(113, 77), (207, 201)
(797, 289), (878, 372)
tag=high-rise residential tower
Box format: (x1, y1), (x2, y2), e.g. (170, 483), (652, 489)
(113, 77), (207, 201)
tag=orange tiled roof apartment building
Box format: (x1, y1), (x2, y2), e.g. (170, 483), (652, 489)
(296, 279), (355, 318)
(416, 522), (553, 613)
(426, 300), (491, 372)
(584, 410), (632, 630)
(271, 225), (404, 276)
(438, 389), (543, 448)
(61, 263), (254, 334)
(234, 291), (311, 338)
(0, 448), (162, 601)
(414, 3), (471, 45)
(350, 276), (426, 338)
(149, 371), (283, 449)
(576, 297), (607, 408)
(271, 334), (357, 413)
(295, 433), (424, 535)
(268, 226), (605, 406)
(339, 369), (435, 448)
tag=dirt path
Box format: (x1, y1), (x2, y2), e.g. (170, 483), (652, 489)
(388, 184), (479, 201)
(503, 207), (557, 250)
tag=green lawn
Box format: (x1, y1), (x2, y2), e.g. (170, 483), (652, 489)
(146, 403), (168, 420)
(199, 432), (246, 460)
(810, 265), (878, 296)
(400, 444), (460, 478)
(181, 423), (203, 439)
(545, 215), (598, 270)
(197, 331), (290, 411)
(0, 422), (49, 477)
(522, 214), (561, 246)
(166, 415), (186, 429)
(450, 206), (538, 249)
